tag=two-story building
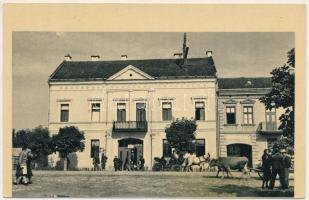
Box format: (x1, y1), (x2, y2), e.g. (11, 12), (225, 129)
(48, 53), (218, 169)
(217, 77), (283, 167)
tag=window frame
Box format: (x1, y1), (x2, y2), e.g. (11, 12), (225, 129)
(195, 101), (205, 121)
(226, 106), (236, 125)
(162, 102), (172, 121)
(60, 104), (69, 122)
(91, 102), (101, 121)
(90, 139), (100, 158)
(117, 103), (126, 122)
(243, 105), (254, 125)
(136, 102), (146, 122)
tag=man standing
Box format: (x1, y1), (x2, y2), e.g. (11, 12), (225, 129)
(269, 150), (283, 189)
(18, 145), (29, 184)
(138, 155), (145, 171)
(93, 150), (100, 171)
(101, 153), (108, 171)
(261, 149), (271, 188)
(281, 149), (291, 189)
(113, 156), (119, 171)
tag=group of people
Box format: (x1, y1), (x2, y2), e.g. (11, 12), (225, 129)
(113, 155), (145, 171)
(13, 145), (34, 185)
(92, 152), (108, 171)
(261, 148), (292, 189)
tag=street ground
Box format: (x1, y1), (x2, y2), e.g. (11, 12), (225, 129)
(12, 170), (294, 198)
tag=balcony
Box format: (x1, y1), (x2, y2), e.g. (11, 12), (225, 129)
(113, 121), (148, 133)
(256, 122), (282, 135)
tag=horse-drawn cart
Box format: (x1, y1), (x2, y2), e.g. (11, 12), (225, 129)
(152, 157), (182, 171)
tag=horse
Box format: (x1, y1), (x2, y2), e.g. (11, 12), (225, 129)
(182, 152), (211, 172)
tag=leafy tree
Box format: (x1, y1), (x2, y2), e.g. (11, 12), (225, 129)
(260, 48), (295, 150)
(51, 126), (85, 171)
(165, 118), (197, 153)
(12, 126), (52, 168)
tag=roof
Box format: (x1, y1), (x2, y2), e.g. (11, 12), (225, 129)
(49, 57), (217, 82)
(218, 77), (272, 89)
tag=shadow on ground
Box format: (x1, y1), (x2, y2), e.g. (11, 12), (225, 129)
(208, 184), (294, 197)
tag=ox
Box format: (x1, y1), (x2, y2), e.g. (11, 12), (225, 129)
(209, 157), (250, 178)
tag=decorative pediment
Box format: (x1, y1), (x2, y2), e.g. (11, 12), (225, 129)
(158, 97), (176, 101)
(113, 98), (129, 102)
(57, 98), (71, 102)
(240, 99), (256, 104)
(87, 98), (103, 101)
(107, 65), (154, 80)
(223, 99), (237, 104)
(133, 97), (147, 102)
(191, 96), (208, 101)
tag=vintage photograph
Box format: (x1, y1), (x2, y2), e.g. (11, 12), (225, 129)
(11, 32), (295, 197)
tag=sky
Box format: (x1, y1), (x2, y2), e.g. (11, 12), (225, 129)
(12, 32), (294, 130)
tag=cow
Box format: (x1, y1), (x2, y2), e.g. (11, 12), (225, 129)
(209, 157), (250, 178)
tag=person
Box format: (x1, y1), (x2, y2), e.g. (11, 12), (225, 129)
(118, 157), (123, 171)
(93, 150), (100, 171)
(269, 150), (283, 189)
(101, 153), (108, 170)
(281, 149), (291, 189)
(18, 145), (29, 185)
(124, 157), (131, 171)
(113, 156), (119, 171)
(26, 148), (34, 184)
(261, 149), (271, 188)
(138, 155), (145, 171)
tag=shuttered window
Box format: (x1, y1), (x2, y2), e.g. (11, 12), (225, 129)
(162, 102), (172, 121)
(162, 139), (172, 157)
(91, 139), (100, 158)
(60, 104), (69, 122)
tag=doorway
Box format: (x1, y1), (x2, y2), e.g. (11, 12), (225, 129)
(118, 138), (143, 170)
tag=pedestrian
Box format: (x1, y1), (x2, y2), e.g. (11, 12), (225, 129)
(124, 157), (131, 171)
(93, 150), (100, 171)
(26, 148), (34, 184)
(18, 145), (29, 185)
(113, 156), (119, 171)
(101, 153), (108, 170)
(281, 149), (291, 189)
(261, 149), (271, 188)
(269, 150), (283, 189)
(138, 155), (145, 171)
(118, 158), (123, 171)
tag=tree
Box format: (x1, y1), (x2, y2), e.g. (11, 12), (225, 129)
(12, 126), (52, 168)
(260, 48), (295, 151)
(51, 126), (85, 171)
(165, 118), (197, 153)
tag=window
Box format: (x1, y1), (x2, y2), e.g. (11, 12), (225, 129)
(60, 104), (69, 122)
(162, 139), (172, 157)
(90, 139), (100, 158)
(195, 102), (205, 120)
(162, 102), (172, 121)
(91, 103), (100, 121)
(226, 106), (236, 124)
(265, 109), (276, 131)
(243, 106), (253, 124)
(117, 103), (126, 121)
(136, 103), (146, 122)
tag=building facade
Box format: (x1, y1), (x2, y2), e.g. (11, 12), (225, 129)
(217, 78), (283, 167)
(48, 54), (218, 169)
(48, 54), (282, 170)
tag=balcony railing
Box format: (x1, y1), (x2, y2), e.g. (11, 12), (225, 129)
(257, 122), (282, 135)
(113, 121), (148, 132)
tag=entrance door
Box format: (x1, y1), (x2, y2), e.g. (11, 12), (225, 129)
(118, 138), (143, 170)
(227, 143), (252, 167)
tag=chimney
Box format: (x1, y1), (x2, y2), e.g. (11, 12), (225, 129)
(121, 55), (128, 60)
(91, 55), (100, 61)
(173, 53), (182, 58)
(64, 54), (72, 61)
(206, 51), (213, 57)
